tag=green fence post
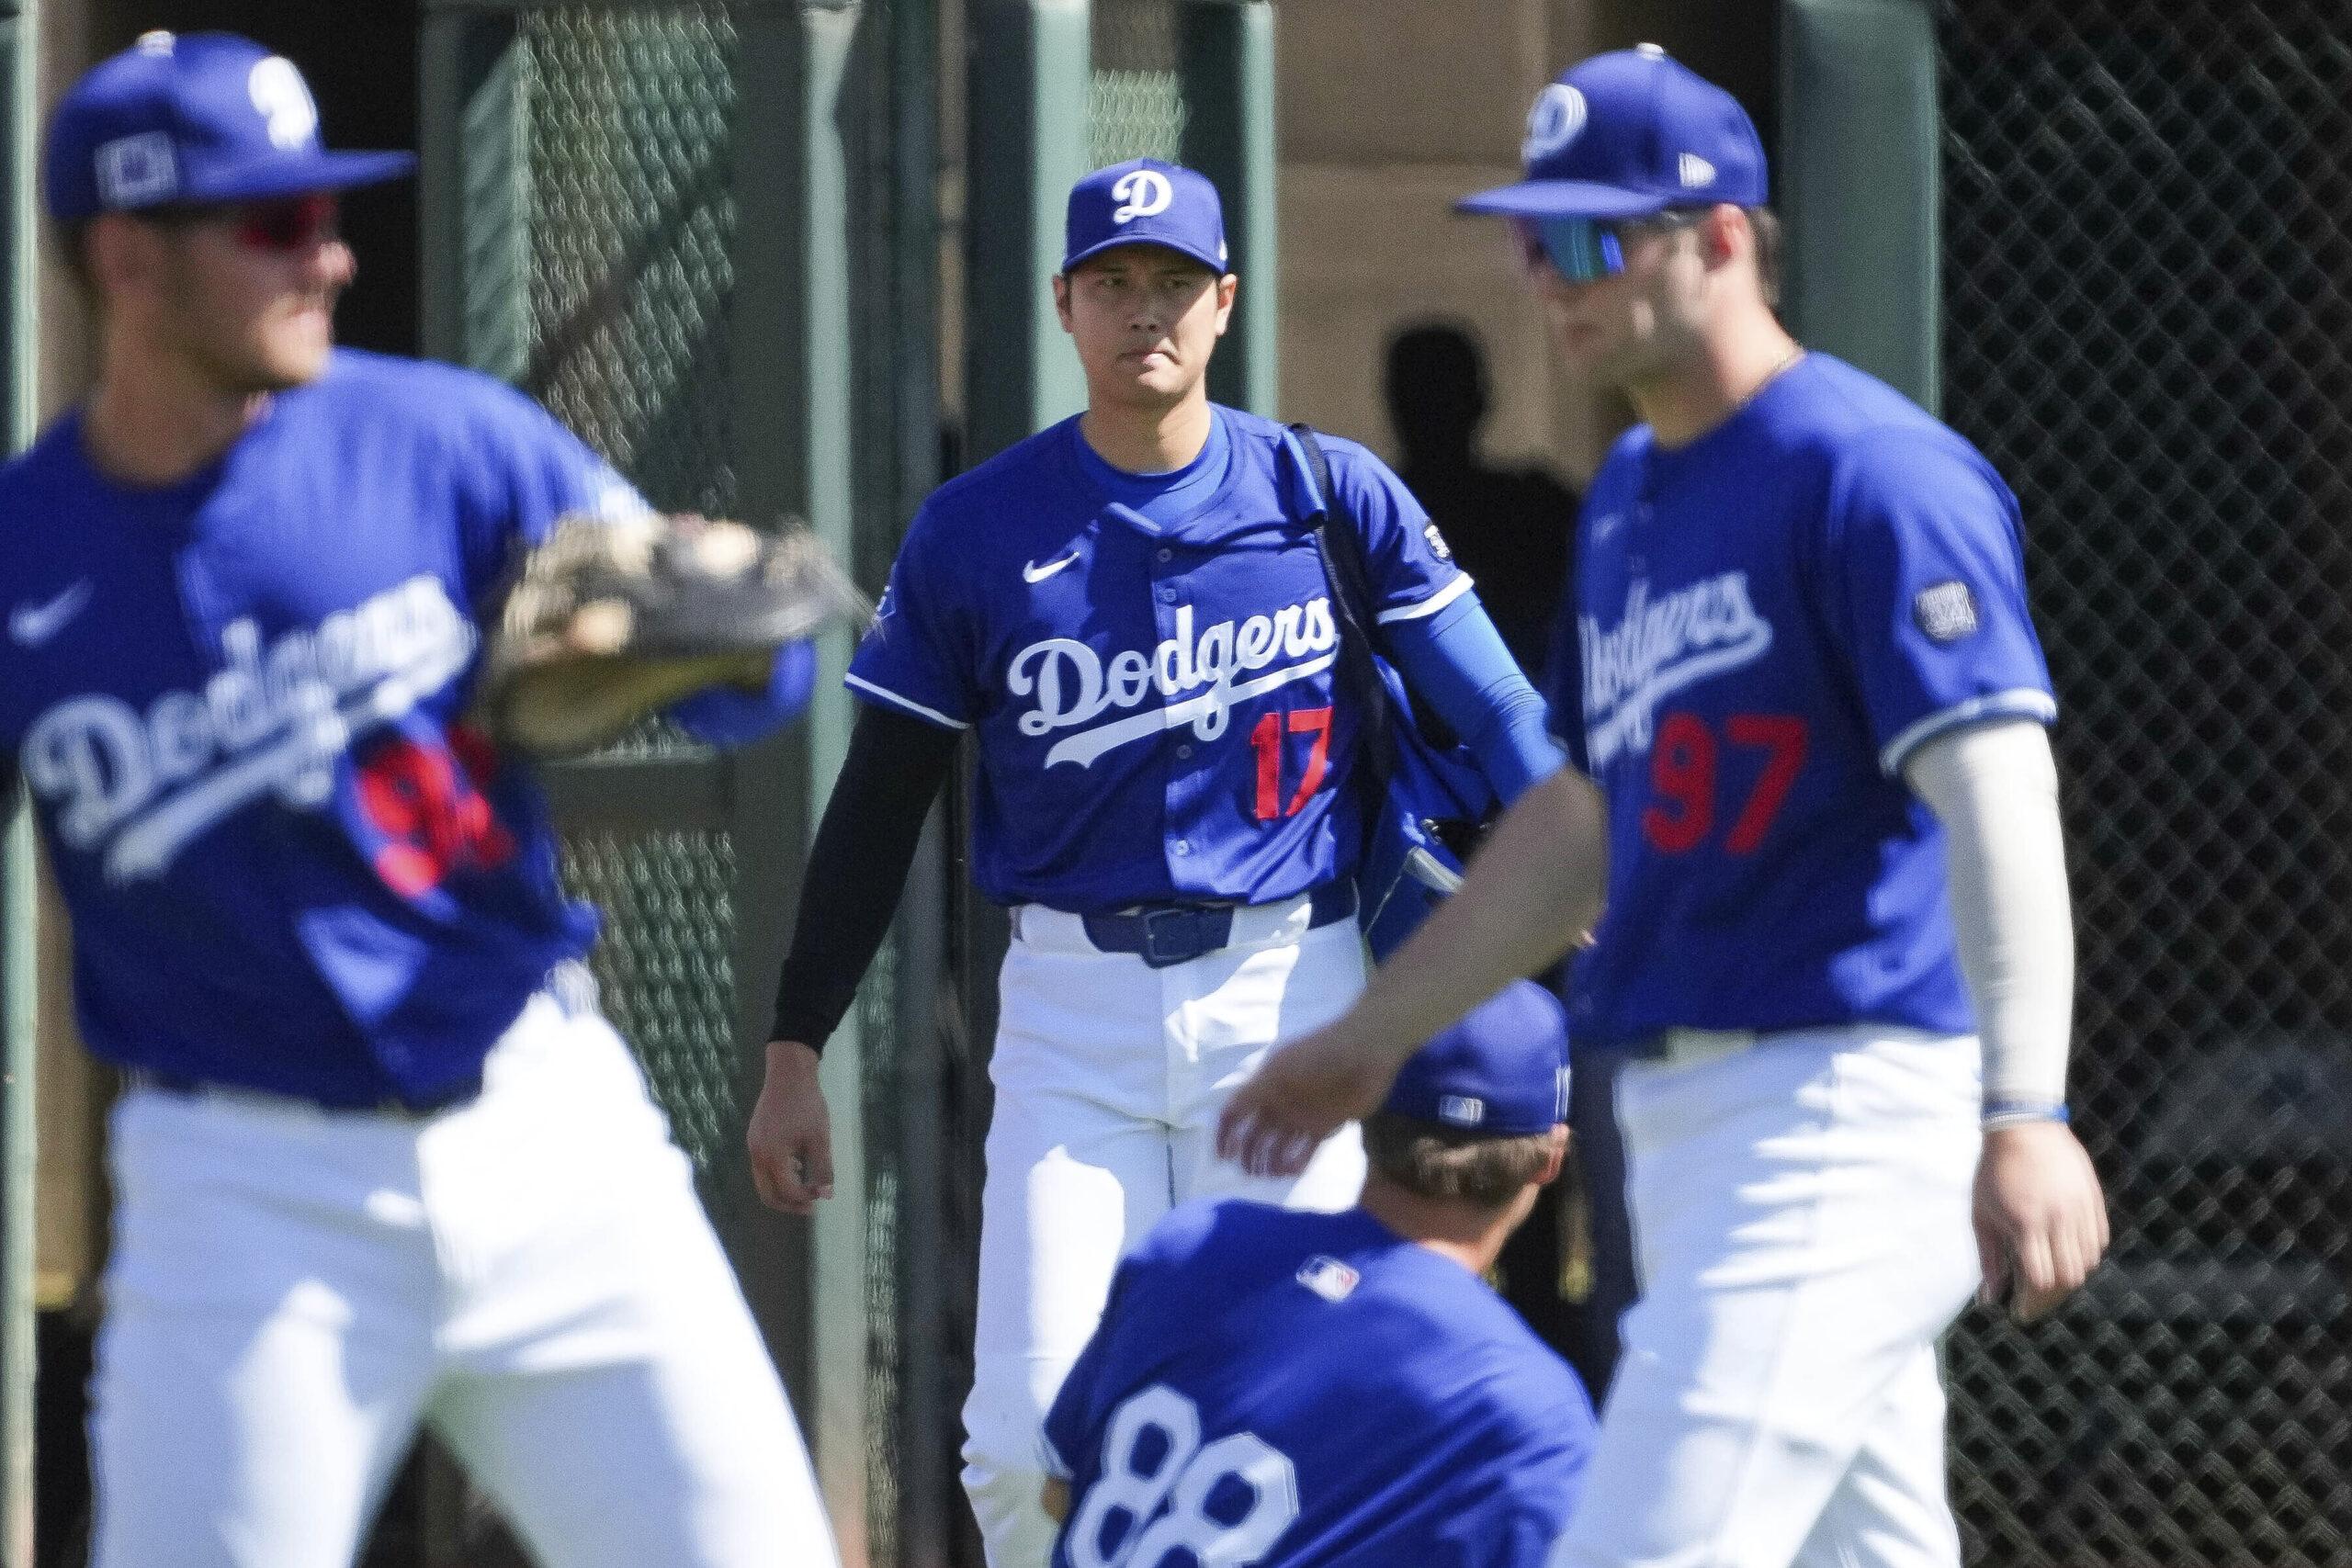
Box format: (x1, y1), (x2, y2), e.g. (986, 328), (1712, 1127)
(0, 0), (36, 1561)
(1776, 0), (1939, 412)
(966, 0), (1092, 462)
(1178, 0), (1276, 417)
(774, 1), (873, 1550)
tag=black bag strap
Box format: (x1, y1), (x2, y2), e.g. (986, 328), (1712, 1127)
(1287, 423), (1396, 796)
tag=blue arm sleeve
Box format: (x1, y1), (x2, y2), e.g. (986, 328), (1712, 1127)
(1385, 589), (1566, 803)
(666, 640), (820, 747)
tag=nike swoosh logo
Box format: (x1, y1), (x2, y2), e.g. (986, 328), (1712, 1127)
(9, 579), (93, 648)
(1023, 551), (1081, 584)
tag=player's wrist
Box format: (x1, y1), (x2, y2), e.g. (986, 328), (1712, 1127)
(1981, 1099), (2068, 1133)
(764, 1037), (824, 1079)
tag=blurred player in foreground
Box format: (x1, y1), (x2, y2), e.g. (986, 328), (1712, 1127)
(749, 158), (1563, 1564)
(1221, 45), (2109, 1568)
(1, 34), (835, 1567)
(1044, 981), (1595, 1568)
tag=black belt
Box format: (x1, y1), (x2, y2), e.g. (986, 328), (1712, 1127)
(1080, 882), (1357, 969)
(129, 1068), (483, 1119)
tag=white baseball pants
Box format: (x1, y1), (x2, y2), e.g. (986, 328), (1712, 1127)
(91, 989), (837, 1568)
(961, 897), (1369, 1568)
(1550, 1026), (1984, 1568)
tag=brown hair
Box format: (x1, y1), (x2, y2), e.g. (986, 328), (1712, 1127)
(1362, 1110), (1558, 1209)
(1643, 204), (1781, 309)
(1746, 206), (1782, 309)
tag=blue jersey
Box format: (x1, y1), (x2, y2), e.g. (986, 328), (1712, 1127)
(1045, 1201), (1595, 1568)
(848, 407), (1464, 912)
(0, 351), (639, 1105)
(1544, 354), (2056, 1050)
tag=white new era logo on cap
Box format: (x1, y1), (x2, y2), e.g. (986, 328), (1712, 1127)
(96, 132), (177, 207)
(1679, 152), (1717, 188)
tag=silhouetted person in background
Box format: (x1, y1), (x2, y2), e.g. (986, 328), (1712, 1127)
(1386, 322), (1579, 673)
(1384, 321), (1640, 1402)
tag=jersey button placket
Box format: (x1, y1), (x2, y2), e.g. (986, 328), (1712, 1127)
(1155, 558), (1210, 898)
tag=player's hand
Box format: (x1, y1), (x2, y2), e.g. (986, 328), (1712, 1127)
(1217, 1022), (1400, 1179)
(490, 649), (777, 756)
(1973, 1120), (2109, 1323)
(747, 1040), (834, 1215)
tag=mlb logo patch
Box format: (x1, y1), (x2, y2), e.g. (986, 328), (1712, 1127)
(1912, 581), (1981, 644)
(1296, 1256), (1360, 1302)
(1439, 1094), (1485, 1127)
(1422, 522), (1453, 562)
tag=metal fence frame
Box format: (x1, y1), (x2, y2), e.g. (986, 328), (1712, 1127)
(416, 4), (945, 1559)
(0, 1), (38, 1562)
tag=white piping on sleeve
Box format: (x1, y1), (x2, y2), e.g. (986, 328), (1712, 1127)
(1879, 687), (2056, 777)
(1374, 572), (1475, 626)
(843, 672), (970, 731)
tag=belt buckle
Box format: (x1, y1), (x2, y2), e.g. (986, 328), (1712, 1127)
(1139, 907), (1201, 968)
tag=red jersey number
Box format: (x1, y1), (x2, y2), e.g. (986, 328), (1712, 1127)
(356, 731), (517, 896)
(1639, 712), (1809, 856)
(1249, 706), (1334, 821)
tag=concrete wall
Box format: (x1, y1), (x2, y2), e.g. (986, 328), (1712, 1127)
(1273, 0), (1774, 485)
(1275, 0), (1608, 479)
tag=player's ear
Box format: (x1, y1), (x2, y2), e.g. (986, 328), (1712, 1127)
(1535, 1123), (1569, 1186)
(1699, 204), (1746, 274)
(1052, 271), (1076, 333)
(1212, 273), (1238, 336)
(87, 211), (161, 312)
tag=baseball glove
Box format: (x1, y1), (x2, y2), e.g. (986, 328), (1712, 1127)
(474, 512), (868, 758)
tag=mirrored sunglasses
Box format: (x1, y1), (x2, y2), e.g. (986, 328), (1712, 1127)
(144, 191), (341, 254)
(1512, 217), (1624, 283)
(233, 193), (341, 253)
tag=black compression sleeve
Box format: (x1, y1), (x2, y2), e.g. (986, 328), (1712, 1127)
(768, 704), (960, 1053)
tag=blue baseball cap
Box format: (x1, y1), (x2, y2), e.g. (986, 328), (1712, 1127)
(1063, 158), (1230, 276)
(44, 31), (415, 223)
(1383, 980), (1571, 1137)
(1457, 44), (1766, 221)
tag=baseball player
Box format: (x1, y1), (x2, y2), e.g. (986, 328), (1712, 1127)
(1041, 979), (1596, 1568)
(746, 158), (1566, 1565)
(1, 34), (835, 1568)
(1220, 46), (2111, 1568)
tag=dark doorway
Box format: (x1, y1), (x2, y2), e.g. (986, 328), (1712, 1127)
(88, 0), (421, 355)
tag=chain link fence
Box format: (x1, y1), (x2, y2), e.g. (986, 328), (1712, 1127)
(507, 7), (741, 520)
(472, 6), (755, 1198)
(432, 6), (948, 1561)
(1091, 0), (1185, 168)
(1939, 5), (2352, 1562)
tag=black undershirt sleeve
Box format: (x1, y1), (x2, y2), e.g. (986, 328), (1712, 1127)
(768, 702), (961, 1054)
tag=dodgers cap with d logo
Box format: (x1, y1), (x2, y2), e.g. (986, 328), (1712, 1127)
(1457, 44), (1766, 220)
(1383, 979), (1572, 1137)
(1063, 157), (1229, 276)
(44, 31), (415, 222)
